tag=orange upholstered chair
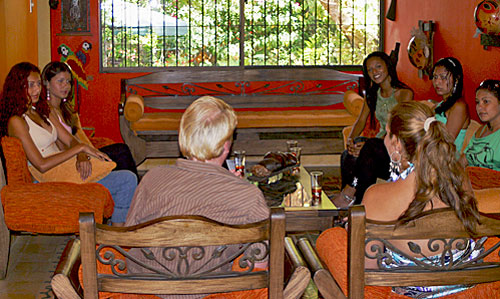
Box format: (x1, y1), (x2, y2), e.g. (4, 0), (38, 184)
(0, 136), (114, 279)
(313, 206), (500, 299)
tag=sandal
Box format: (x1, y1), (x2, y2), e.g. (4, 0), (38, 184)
(331, 191), (356, 209)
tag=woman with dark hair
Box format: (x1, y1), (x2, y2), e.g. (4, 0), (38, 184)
(463, 79), (500, 170)
(334, 51), (413, 207)
(317, 101), (481, 298)
(41, 61), (138, 177)
(429, 57), (470, 153)
(0, 62), (136, 226)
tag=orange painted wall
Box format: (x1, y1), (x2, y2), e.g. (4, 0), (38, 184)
(0, 0), (39, 90)
(384, 0), (500, 121)
(50, 0), (147, 142)
(49, 0), (498, 141)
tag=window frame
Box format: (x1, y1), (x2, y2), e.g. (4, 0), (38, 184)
(98, 0), (385, 73)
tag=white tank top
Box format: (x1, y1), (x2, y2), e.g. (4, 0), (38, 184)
(24, 115), (60, 157)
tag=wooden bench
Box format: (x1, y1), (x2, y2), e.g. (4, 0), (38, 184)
(119, 67), (363, 164)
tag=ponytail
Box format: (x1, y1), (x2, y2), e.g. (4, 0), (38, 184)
(388, 102), (479, 234)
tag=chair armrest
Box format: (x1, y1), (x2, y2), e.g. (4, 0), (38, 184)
(343, 91), (364, 118)
(284, 266), (310, 299)
(51, 238), (83, 299)
(474, 188), (500, 214)
(284, 237), (311, 299)
(467, 166), (500, 190)
(89, 137), (116, 149)
(297, 237), (347, 299)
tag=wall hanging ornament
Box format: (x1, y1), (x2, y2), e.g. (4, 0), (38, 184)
(49, 0), (59, 10)
(386, 0), (397, 21)
(61, 0), (90, 34)
(475, 0), (500, 49)
(57, 41), (92, 112)
(407, 20), (435, 78)
(475, 0), (500, 35)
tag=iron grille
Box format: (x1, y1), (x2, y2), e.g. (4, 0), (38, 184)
(100, 0), (383, 69)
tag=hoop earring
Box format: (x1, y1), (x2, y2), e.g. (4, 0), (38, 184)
(389, 151), (402, 181)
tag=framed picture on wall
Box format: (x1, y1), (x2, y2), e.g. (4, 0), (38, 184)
(61, 0), (90, 34)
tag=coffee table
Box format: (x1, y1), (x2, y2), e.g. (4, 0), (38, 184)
(284, 166), (341, 232)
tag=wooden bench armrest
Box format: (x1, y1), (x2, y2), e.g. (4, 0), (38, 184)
(343, 90), (364, 118)
(51, 238), (83, 299)
(296, 237), (347, 299)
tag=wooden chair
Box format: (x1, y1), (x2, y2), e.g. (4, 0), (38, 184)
(302, 205), (500, 299)
(52, 207), (310, 299)
(51, 232), (311, 299)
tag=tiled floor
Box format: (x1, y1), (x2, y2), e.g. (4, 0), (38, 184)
(0, 234), (70, 299)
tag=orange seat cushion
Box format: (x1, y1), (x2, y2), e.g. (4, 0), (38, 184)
(1, 182), (113, 234)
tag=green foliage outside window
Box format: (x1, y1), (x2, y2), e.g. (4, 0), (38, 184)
(100, 0), (381, 69)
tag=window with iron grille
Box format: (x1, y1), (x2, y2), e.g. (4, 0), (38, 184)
(100, 0), (383, 70)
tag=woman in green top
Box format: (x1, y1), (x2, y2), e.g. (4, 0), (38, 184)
(429, 57), (470, 153)
(463, 79), (500, 171)
(335, 52), (413, 208)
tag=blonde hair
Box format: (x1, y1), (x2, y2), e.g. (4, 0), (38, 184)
(179, 96), (237, 161)
(388, 101), (479, 234)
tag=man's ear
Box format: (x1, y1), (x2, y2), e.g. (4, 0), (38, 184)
(222, 140), (231, 155)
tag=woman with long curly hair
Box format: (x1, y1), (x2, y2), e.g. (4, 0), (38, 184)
(0, 62), (136, 226)
(334, 51), (413, 207)
(317, 101), (481, 298)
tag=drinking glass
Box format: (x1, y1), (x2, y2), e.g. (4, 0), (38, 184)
(234, 150), (246, 175)
(289, 146), (301, 174)
(289, 146), (301, 162)
(286, 140), (298, 152)
(310, 171), (323, 206)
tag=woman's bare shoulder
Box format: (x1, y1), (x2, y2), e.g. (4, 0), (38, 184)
(395, 88), (414, 102)
(7, 115), (28, 136)
(362, 178), (414, 221)
(451, 98), (468, 111)
(362, 181), (393, 206)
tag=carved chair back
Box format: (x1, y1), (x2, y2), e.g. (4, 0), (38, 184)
(348, 205), (500, 298)
(80, 207), (286, 298)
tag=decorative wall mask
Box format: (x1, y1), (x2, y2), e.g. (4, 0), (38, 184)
(407, 21), (434, 78)
(475, 0), (500, 35)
